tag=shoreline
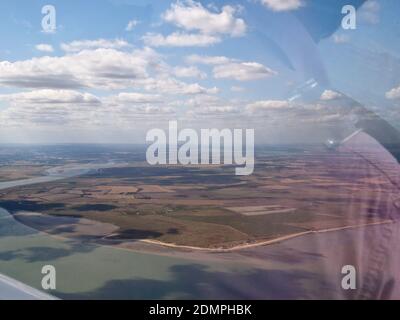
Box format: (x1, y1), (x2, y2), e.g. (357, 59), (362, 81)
(6, 206), (394, 255)
(138, 220), (395, 253)
(5, 205), (395, 256)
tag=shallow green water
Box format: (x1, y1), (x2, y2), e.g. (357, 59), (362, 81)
(0, 208), (259, 299)
(0, 168), (253, 299)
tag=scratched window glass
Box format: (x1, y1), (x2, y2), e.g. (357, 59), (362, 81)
(0, 0), (399, 300)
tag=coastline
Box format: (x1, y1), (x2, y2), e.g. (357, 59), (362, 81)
(138, 220), (395, 253)
(6, 206), (394, 255)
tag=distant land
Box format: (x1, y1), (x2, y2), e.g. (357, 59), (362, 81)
(0, 144), (394, 251)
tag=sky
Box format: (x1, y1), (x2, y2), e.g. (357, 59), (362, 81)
(0, 0), (399, 144)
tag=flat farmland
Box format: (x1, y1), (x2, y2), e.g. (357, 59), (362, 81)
(0, 147), (395, 249)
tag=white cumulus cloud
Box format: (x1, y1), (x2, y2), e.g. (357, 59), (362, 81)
(126, 20), (140, 31)
(35, 44), (54, 53)
(0, 48), (148, 90)
(60, 39), (131, 53)
(261, 0), (303, 12)
(143, 32), (220, 47)
(112, 92), (162, 104)
(0, 89), (101, 105)
(173, 66), (207, 79)
(214, 62), (276, 81)
(386, 85), (400, 100)
(187, 55), (277, 81)
(246, 100), (290, 113)
(320, 90), (343, 101)
(163, 0), (246, 37)
(186, 54), (231, 65)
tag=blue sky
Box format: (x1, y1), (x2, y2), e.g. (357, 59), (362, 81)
(0, 0), (399, 143)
